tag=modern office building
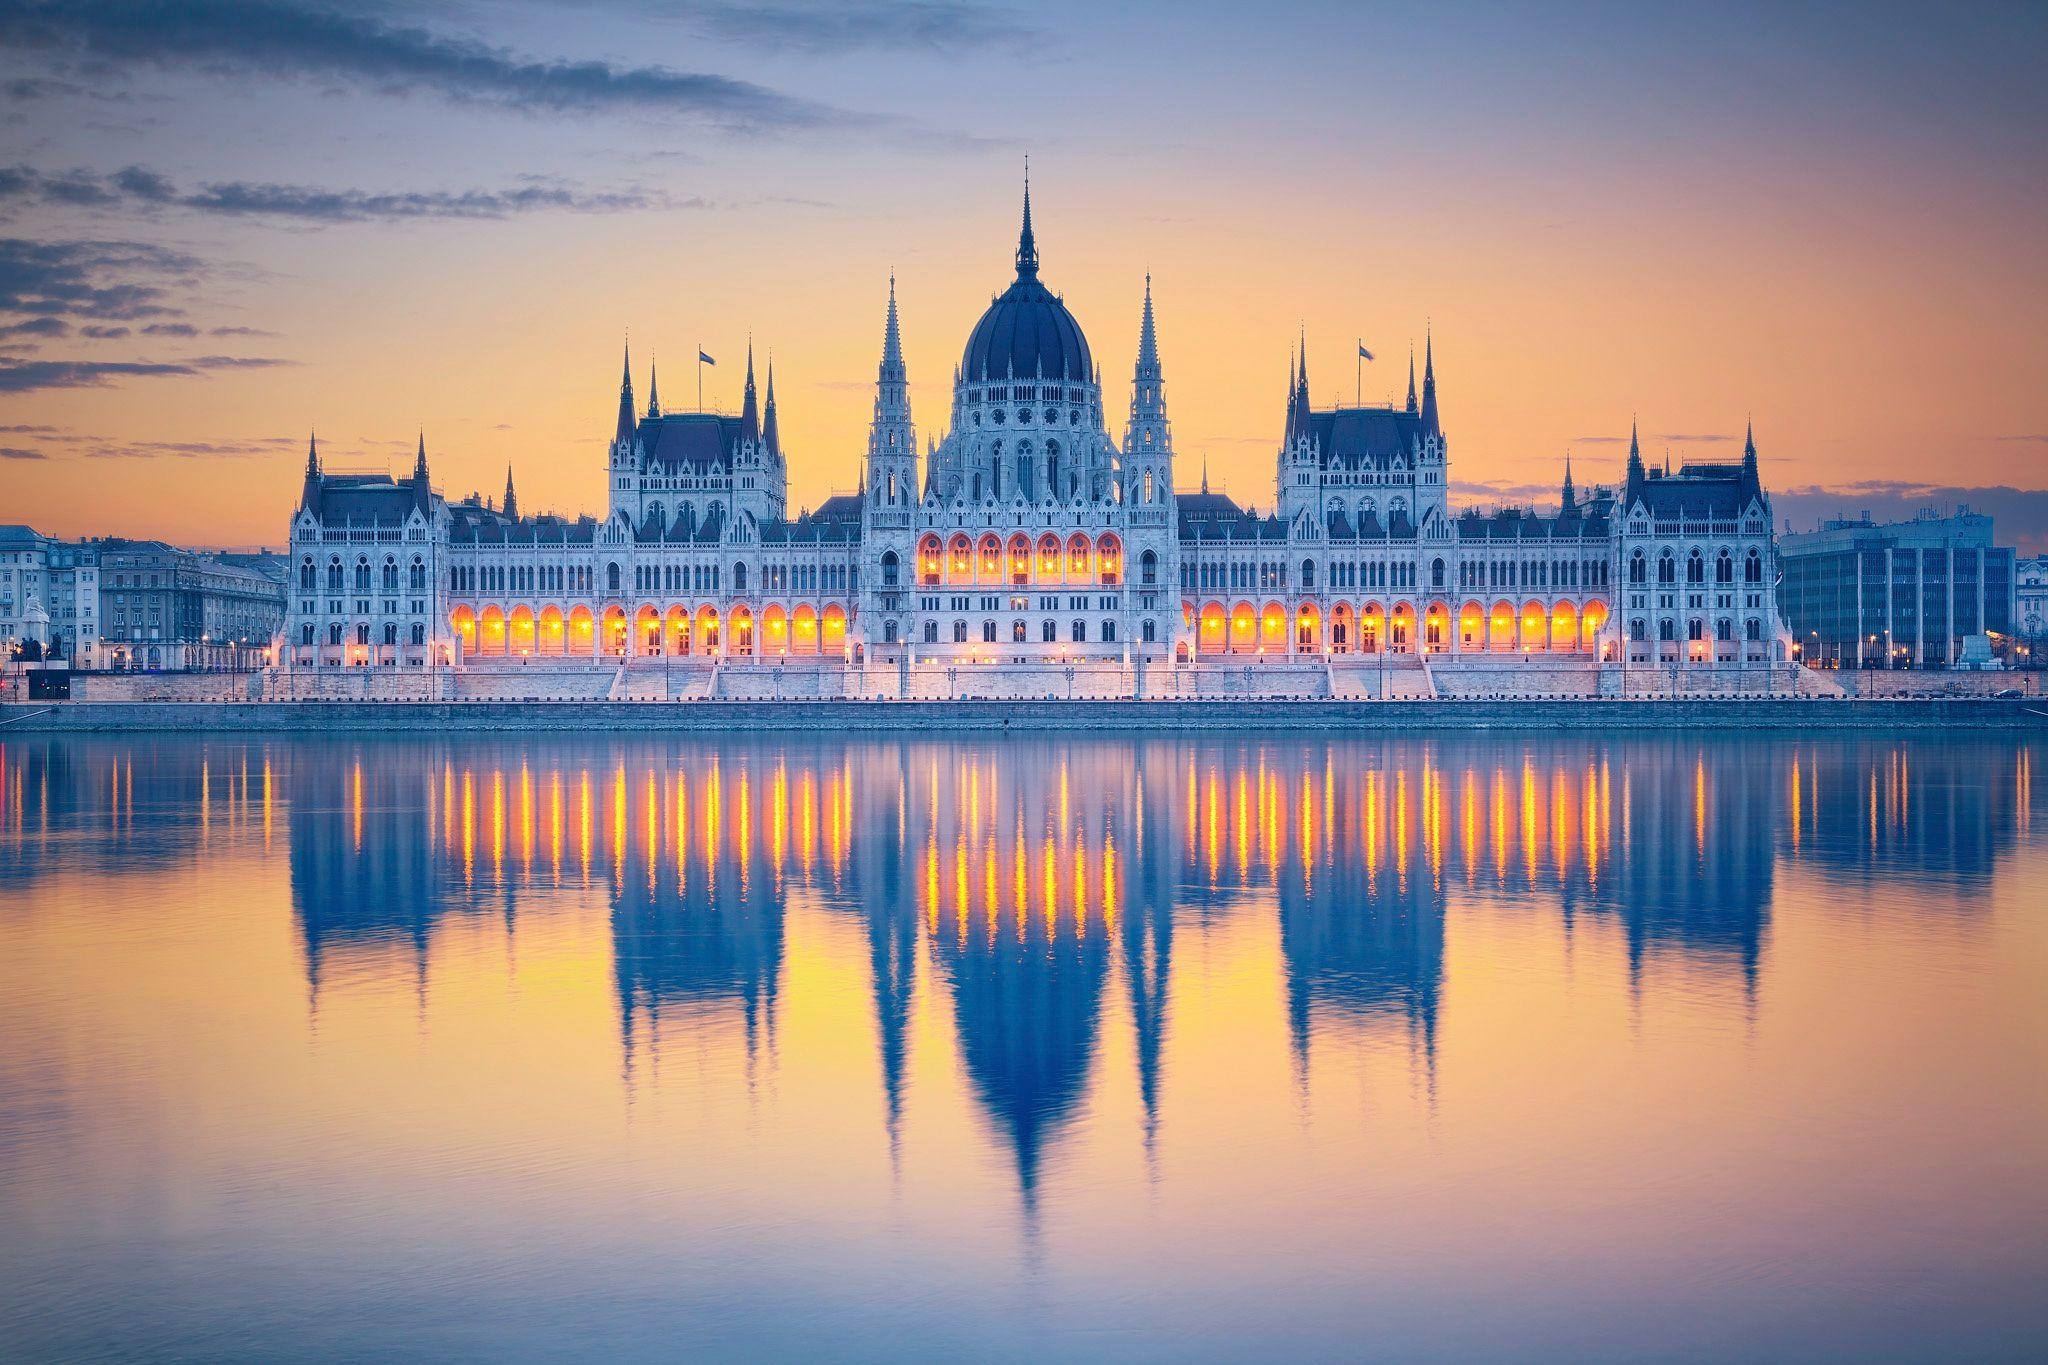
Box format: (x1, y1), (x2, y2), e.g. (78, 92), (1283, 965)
(1777, 508), (2015, 667)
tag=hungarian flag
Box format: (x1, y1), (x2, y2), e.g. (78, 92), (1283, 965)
(1358, 341), (1374, 361)
(699, 350), (716, 365)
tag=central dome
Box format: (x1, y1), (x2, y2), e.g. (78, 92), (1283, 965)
(960, 185), (1093, 385)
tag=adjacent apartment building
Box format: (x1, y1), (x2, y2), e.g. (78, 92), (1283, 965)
(1777, 508), (2016, 667)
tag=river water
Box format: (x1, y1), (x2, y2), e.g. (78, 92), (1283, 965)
(1, 732), (2042, 1360)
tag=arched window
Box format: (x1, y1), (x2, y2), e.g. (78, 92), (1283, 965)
(606, 562), (622, 594)
(1745, 550), (1763, 584)
(953, 620), (968, 643)
(1302, 559), (1317, 589)
(883, 620), (898, 644)
(1140, 549), (1158, 587)
(1686, 550), (1705, 585)
(1716, 617), (1733, 641)
(732, 562), (747, 592)
(299, 557), (315, 592)
(1141, 618), (1156, 643)
(1658, 618), (1675, 641)
(1630, 618), (1646, 642)
(1746, 617), (1762, 641)
(881, 550), (900, 588)
(353, 557), (371, 593)
(381, 558), (399, 593)
(1657, 551), (1676, 585)
(411, 623), (425, 646)
(924, 621), (938, 644)
(408, 557), (426, 592)
(1431, 557), (1446, 589)
(1629, 551), (1647, 585)
(1071, 619), (1086, 643)
(1715, 550), (1734, 584)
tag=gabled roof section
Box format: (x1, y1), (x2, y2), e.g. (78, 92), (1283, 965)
(1305, 405), (1428, 467)
(636, 412), (746, 470)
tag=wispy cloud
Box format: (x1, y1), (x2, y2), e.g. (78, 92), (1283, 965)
(1573, 431), (1735, 445)
(662, 1), (1043, 56)
(0, 443), (43, 458)
(1996, 434), (2048, 443)
(80, 435), (300, 459)
(0, 354), (293, 393)
(0, 165), (695, 224)
(0, 237), (202, 322)
(0, 0), (863, 131)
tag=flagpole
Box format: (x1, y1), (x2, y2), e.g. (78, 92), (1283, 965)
(1356, 339), (1361, 407)
(697, 343), (703, 412)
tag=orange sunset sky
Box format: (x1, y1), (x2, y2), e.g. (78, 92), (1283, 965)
(3, 1), (2045, 549)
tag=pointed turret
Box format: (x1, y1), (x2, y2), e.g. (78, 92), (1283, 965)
(1201, 452), (1210, 494)
(1419, 329), (1439, 434)
(411, 431), (431, 513)
(1626, 418), (1646, 486)
(1561, 453), (1577, 515)
(1406, 343), (1418, 414)
(1285, 332), (1313, 446)
(866, 275), (917, 508)
(614, 341), (636, 449)
(646, 354), (661, 419)
(762, 358), (781, 462)
(1125, 273), (1173, 489)
(502, 465), (518, 521)
(1015, 160), (1039, 279)
(740, 340), (760, 445)
(1742, 419), (1758, 480)
(299, 432), (321, 513)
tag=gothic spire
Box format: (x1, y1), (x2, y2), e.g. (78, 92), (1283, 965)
(1126, 273), (1170, 465)
(1405, 342), (1417, 413)
(305, 431), (319, 479)
(762, 357), (781, 462)
(412, 431), (428, 481)
(1015, 158), (1039, 278)
(615, 339), (636, 448)
(300, 431), (321, 513)
(1419, 328), (1439, 434)
(646, 353), (661, 419)
(1561, 452), (1576, 513)
(1742, 419), (1758, 479)
(502, 465), (518, 521)
(1626, 417), (1645, 483)
(1201, 451), (1210, 494)
(740, 338), (760, 444)
(1136, 273), (1159, 372)
(879, 274), (905, 382)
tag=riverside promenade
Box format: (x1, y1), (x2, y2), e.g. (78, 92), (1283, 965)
(2, 696), (2039, 734)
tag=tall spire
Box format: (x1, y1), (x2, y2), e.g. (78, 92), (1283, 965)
(411, 431), (431, 512)
(762, 357), (781, 462)
(1742, 419), (1758, 479)
(1126, 273), (1171, 472)
(1405, 342), (1417, 413)
(646, 353), (661, 419)
(300, 431), (321, 513)
(615, 339), (636, 448)
(1201, 451), (1210, 494)
(740, 339), (760, 444)
(879, 274), (905, 382)
(1015, 158), (1039, 278)
(502, 464), (517, 521)
(866, 276), (915, 499)
(1561, 451), (1576, 513)
(412, 431), (428, 482)
(1626, 416), (1645, 483)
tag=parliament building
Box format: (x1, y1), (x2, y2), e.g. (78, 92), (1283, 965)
(284, 183), (1791, 699)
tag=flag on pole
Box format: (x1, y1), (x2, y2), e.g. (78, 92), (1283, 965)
(699, 350), (716, 365)
(1358, 341), (1375, 361)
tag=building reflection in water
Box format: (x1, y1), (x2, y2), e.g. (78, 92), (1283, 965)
(0, 731), (2036, 1203)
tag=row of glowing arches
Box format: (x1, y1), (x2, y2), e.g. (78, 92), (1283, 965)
(1186, 599), (1612, 654)
(448, 603), (850, 658)
(917, 531), (1127, 586)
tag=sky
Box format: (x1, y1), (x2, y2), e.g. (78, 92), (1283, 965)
(1, 0), (2045, 551)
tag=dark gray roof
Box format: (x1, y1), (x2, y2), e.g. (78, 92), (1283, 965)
(811, 493), (863, 524)
(1175, 490), (1287, 541)
(1307, 405), (1429, 466)
(962, 274), (1092, 384)
(310, 474), (419, 527)
(635, 412), (744, 470)
(1624, 461), (1763, 521)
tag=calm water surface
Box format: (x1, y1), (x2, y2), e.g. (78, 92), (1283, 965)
(1, 732), (2043, 1360)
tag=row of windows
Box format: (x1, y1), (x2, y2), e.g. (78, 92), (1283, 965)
(304, 554), (429, 595)
(302, 622), (429, 647)
(1627, 617), (1765, 643)
(922, 618), (1125, 645)
(1627, 548), (1765, 587)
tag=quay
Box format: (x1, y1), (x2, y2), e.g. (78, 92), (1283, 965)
(2, 696), (2038, 735)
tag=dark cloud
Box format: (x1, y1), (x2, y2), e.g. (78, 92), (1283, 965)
(209, 324), (274, 337)
(0, 164), (691, 223)
(78, 435), (298, 459)
(79, 324), (131, 338)
(665, 1), (1041, 55)
(1997, 434), (2048, 443)
(0, 315), (67, 337)
(1574, 431), (1735, 445)
(140, 321), (197, 336)
(0, 236), (201, 322)
(0, 353), (292, 393)
(0, 443), (44, 458)
(0, 0), (860, 130)
(0, 421), (62, 433)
